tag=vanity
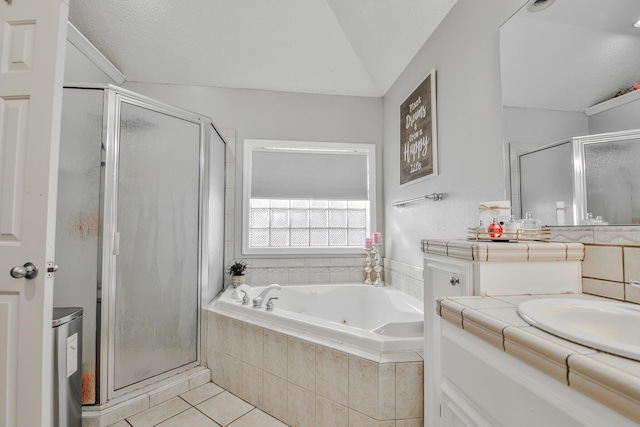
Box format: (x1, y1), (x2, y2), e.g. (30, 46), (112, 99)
(422, 239), (640, 426)
(437, 295), (640, 427)
(422, 239), (584, 426)
(420, 0), (640, 424)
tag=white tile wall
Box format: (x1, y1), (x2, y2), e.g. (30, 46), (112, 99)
(547, 227), (640, 304)
(207, 311), (424, 426)
(383, 258), (424, 302)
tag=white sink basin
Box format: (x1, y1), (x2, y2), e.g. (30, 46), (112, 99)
(517, 298), (640, 361)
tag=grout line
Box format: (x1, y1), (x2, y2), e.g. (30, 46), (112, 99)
(191, 405), (222, 426)
(151, 406), (195, 427)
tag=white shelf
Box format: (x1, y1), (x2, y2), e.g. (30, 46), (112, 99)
(585, 88), (640, 116)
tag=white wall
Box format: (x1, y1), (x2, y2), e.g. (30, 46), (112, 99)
(588, 97), (640, 134)
(503, 107), (588, 147)
(382, 0), (527, 267)
(122, 83), (382, 147)
(63, 40), (117, 85)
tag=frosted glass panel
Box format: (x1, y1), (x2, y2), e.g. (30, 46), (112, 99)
(585, 138), (640, 224)
(54, 88), (104, 404)
(519, 141), (574, 226)
(114, 102), (201, 390)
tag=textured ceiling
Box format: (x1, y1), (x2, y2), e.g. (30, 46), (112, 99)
(501, 0), (640, 112)
(68, 0), (458, 97)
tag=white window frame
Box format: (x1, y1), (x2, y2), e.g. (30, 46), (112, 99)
(242, 139), (377, 256)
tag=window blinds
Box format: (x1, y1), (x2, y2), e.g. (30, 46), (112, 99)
(250, 150), (369, 200)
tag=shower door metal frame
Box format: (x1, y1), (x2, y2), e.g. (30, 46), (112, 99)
(571, 128), (640, 225)
(519, 128), (640, 226)
(99, 86), (210, 402)
(518, 139), (577, 226)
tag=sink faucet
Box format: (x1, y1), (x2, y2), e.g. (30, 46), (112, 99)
(253, 284), (281, 308)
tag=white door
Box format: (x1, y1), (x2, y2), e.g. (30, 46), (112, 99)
(0, 0), (69, 426)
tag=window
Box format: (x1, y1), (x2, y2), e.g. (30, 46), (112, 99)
(242, 140), (376, 255)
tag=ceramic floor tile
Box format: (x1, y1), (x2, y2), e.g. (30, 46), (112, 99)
(196, 391), (254, 426)
(126, 397), (190, 427)
(227, 408), (288, 427)
(101, 395), (150, 426)
(156, 408), (221, 427)
(180, 382), (225, 405)
(107, 421), (132, 427)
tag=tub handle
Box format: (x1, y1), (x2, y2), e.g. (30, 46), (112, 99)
(449, 276), (460, 286)
(240, 290), (250, 305)
(266, 297), (279, 312)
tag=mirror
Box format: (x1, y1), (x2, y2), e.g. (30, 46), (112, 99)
(500, 0), (640, 225)
(519, 129), (640, 226)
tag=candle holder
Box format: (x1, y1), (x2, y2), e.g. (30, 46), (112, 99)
(372, 243), (384, 287)
(363, 248), (373, 285)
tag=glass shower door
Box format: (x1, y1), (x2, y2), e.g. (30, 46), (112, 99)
(583, 136), (640, 225)
(109, 97), (204, 393)
(519, 140), (574, 226)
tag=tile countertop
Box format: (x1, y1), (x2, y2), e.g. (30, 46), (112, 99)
(437, 294), (640, 424)
(421, 239), (584, 262)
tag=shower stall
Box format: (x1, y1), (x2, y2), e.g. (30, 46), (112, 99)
(53, 85), (225, 405)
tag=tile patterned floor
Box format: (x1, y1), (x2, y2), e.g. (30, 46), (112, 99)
(108, 382), (289, 427)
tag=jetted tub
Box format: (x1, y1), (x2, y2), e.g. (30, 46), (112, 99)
(209, 284), (424, 352)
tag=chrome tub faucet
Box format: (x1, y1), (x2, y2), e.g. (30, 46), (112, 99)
(253, 284), (281, 308)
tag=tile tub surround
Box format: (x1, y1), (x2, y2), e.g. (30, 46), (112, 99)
(207, 311), (424, 426)
(383, 258), (424, 302)
(437, 294), (640, 424)
(234, 258), (370, 288)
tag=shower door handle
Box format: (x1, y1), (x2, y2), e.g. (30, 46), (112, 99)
(10, 262), (39, 279)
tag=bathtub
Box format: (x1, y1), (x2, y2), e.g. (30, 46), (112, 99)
(209, 284), (424, 352)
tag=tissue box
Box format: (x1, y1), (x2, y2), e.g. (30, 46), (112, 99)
(479, 200), (511, 227)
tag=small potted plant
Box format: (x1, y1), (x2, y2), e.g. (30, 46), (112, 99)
(228, 260), (247, 288)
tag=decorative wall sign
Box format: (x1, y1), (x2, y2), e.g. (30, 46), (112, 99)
(400, 69), (437, 186)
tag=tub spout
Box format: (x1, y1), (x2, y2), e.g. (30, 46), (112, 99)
(253, 284), (281, 308)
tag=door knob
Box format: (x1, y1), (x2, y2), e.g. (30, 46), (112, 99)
(449, 276), (460, 286)
(10, 262), (38, 279)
